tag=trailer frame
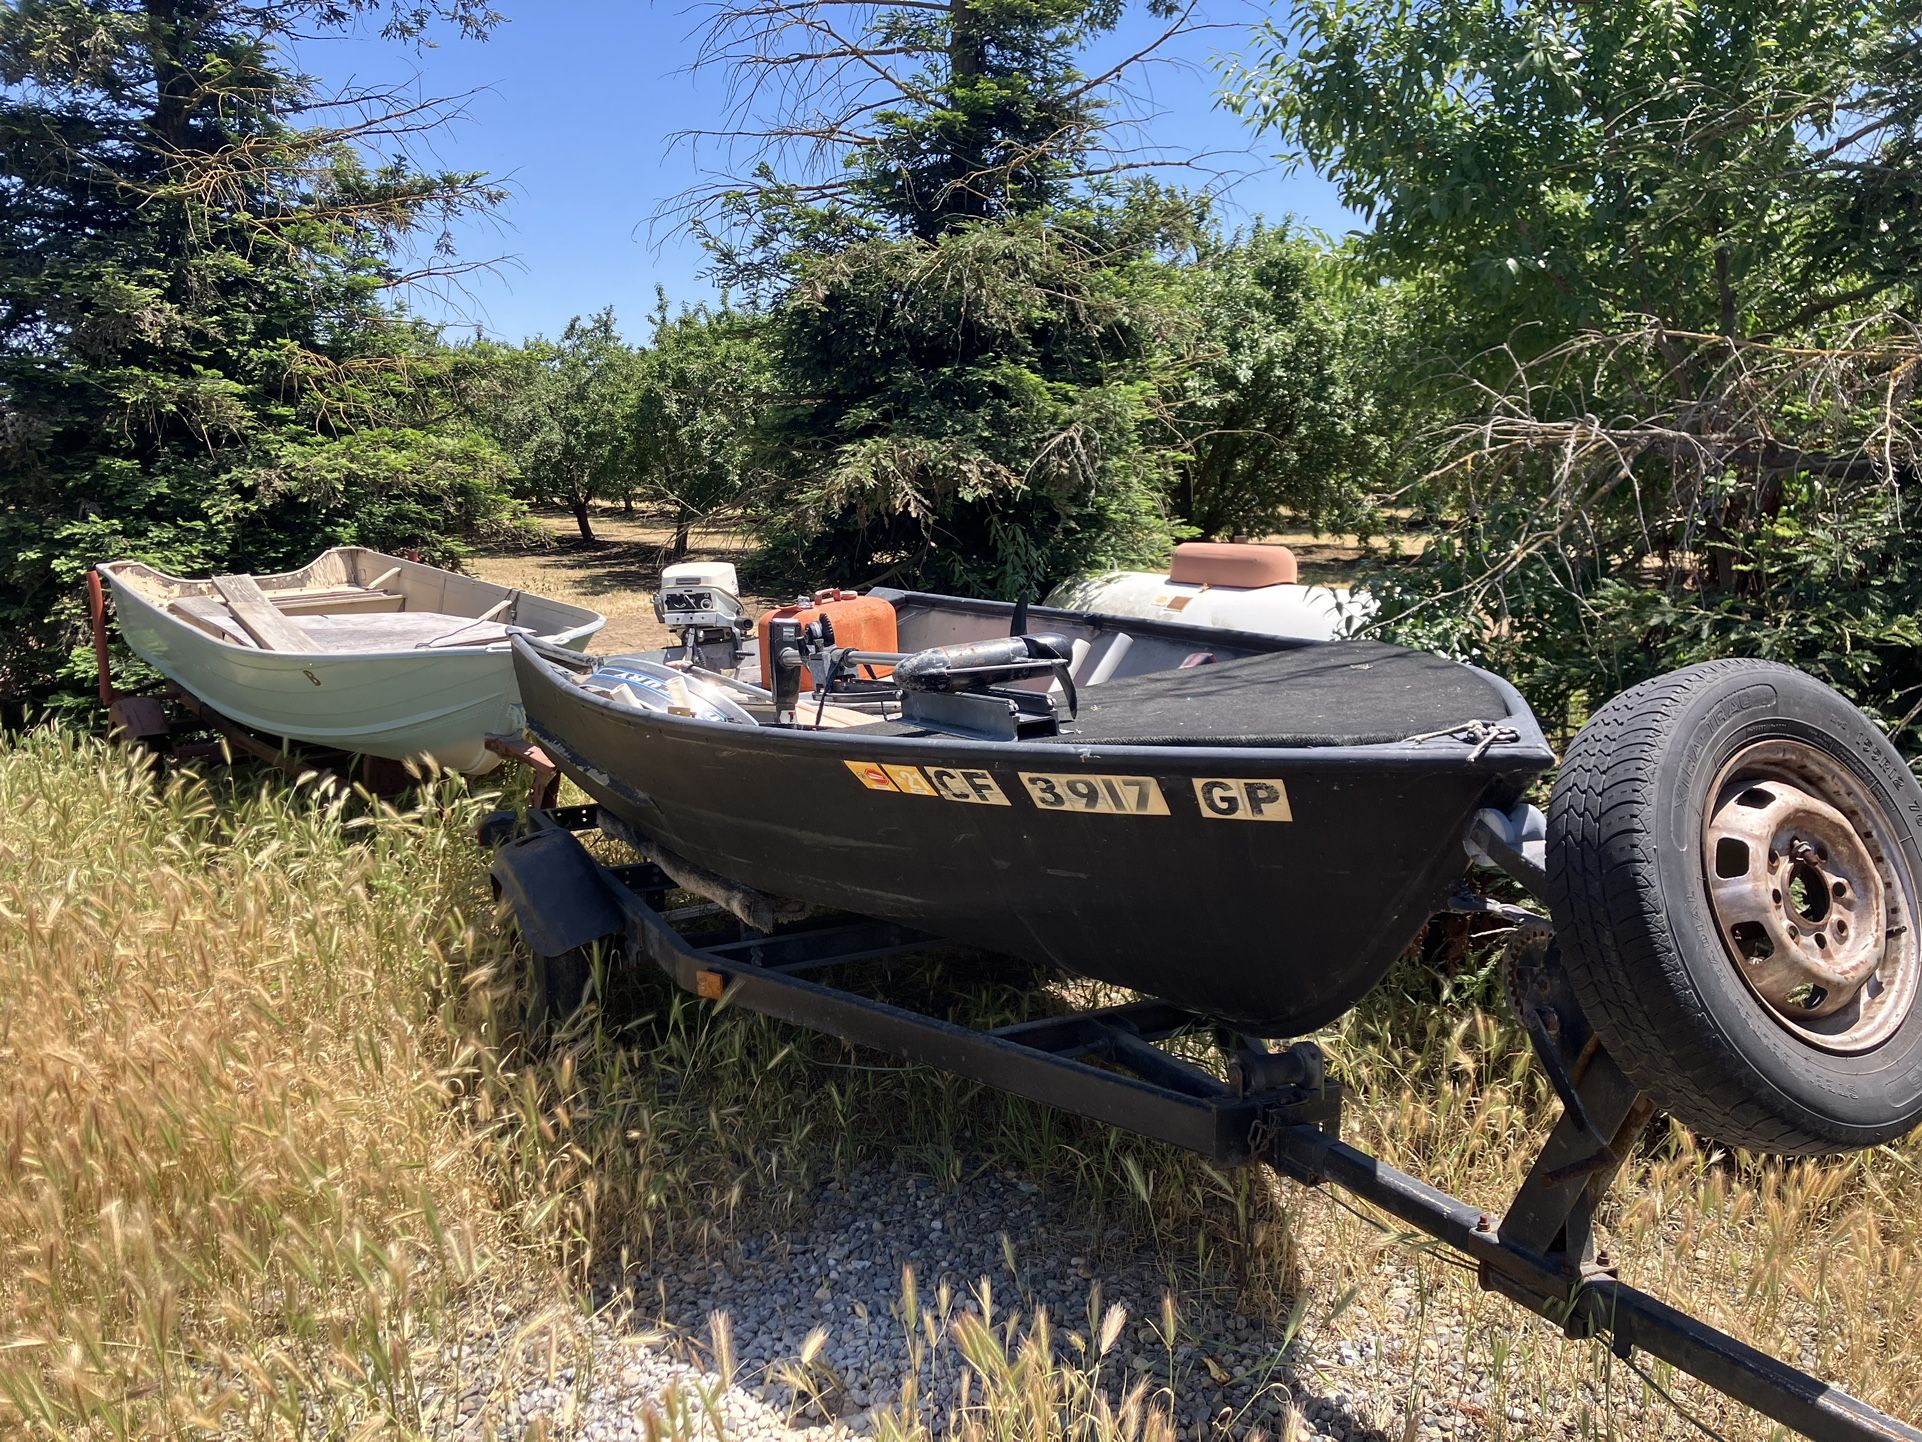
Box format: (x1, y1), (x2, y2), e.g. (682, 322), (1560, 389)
(483, 802), (1919, 1442)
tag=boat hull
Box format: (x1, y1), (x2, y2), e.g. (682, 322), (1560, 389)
(514, 640), (1555, 1032)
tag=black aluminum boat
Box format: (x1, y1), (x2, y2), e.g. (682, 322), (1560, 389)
(513, 565), (1922, 1158)
(511, 587), (1555, 1033)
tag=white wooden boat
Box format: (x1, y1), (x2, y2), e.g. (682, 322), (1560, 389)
(99, 547), (604, 774)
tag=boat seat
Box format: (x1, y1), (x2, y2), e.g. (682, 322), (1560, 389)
(173, 588), (493, 654)
(293, 612), (527, 651)
(212, 574), (315, 651)
(171, 597), (259, 647)
(270, 586), (406, 617)
(270, 584), (379, 601)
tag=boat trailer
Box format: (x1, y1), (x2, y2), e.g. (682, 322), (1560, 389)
(484, 803), (1919, 1442)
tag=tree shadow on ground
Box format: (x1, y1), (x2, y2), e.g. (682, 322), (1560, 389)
(517, 938), (1401, 1442)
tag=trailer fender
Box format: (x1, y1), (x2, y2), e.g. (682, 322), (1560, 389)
(490, 826), (625, 960)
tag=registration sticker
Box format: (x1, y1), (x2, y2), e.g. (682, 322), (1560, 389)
(845, 760), (898, 791)
(923, 766), (1010, 805)
(1193, 777), (1292, 822)
(883, 764), (940, 797)
(1020, 773), (1170, 816)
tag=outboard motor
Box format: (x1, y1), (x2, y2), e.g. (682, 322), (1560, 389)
(655, 561), (752, 670)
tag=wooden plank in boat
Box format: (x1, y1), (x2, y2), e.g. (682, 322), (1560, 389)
(806, 703), (882, 730)
(211, 574), (317, 652)
(266, 584), (365, 602)
(171, 597), (257, 647)
(271, 589), (405, 616)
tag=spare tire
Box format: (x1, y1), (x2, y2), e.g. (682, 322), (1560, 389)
(1547, 659), (1922, 1154)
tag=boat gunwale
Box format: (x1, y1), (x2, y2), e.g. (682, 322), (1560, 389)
(512, 634), (1557, 775)
(873, 585), (1359, 660)
(100, 548), (606, 657)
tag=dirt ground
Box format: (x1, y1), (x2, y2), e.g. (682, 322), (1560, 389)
(466, 504), (1434, 648)
(467, 506), (769, 653)
(1258, 515), (1434, 588)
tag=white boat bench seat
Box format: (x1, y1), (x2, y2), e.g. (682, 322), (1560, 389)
(293, 612), (528, 651)
(268, 585), (406, 617)
(170, 596), (523, 654)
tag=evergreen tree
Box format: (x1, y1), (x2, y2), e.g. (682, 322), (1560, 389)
(691, 0), (1207, 597)
(0, 0), (518, 697)
(848, 0), (1127, 237)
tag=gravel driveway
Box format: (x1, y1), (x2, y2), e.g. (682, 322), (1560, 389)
(412, 1155), (1622, 1442)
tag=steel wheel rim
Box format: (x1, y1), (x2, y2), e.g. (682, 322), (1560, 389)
(1701, 739), (1919, 1053)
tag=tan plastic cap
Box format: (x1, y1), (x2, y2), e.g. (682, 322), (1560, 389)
(1167, 541), (1298, 588)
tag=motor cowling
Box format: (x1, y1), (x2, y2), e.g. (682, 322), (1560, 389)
(893, 634), (1073, 692)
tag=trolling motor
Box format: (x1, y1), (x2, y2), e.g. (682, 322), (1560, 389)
(892, 633), (1077, 740)
(765, 614), (811, 722)
(765, 618), (1076, 740)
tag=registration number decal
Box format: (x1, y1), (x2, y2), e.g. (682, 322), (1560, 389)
(1193, 777), (1293, 822)
(882, 764), (940, 797)
(924, 766), (1010, 805)
(846, 760), (1009, 805)
(1020, 772), (1169, 816)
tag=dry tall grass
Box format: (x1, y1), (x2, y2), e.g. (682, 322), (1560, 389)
(1294, 964), (1922, 1438)
(2, 728), (1917, 1441)
(0, 732), (516, 1436)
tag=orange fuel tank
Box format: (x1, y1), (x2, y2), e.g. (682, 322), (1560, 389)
(757, 590), (899, 682)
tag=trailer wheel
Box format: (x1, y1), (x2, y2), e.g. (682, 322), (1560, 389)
(1547, 660), (1922, 1154)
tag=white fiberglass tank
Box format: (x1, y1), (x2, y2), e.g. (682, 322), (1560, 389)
(1045, 541), (1372, 642)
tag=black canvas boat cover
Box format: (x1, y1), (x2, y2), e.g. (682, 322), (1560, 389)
(853, 639), (1513, 747)
(1047, 640), (1511, 747)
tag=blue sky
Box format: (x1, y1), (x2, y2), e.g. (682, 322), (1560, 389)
(300, 3), (1356, 342)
